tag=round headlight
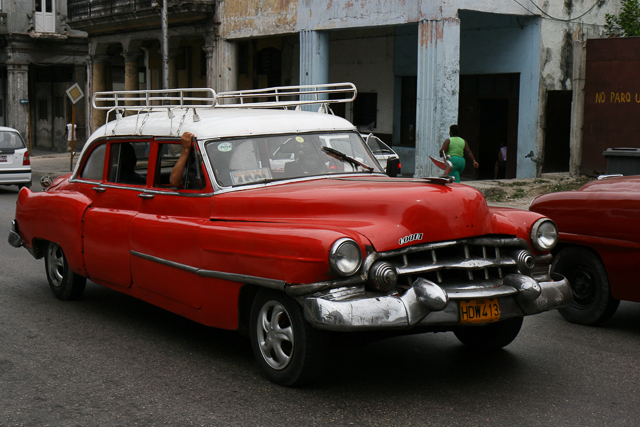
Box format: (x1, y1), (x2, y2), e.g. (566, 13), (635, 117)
(531, 219), (558, 252)
(329, 238), (362, 277)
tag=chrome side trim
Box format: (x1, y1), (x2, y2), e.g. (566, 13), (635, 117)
(130, 250), (286, 290)
(69, 180), (215, 197)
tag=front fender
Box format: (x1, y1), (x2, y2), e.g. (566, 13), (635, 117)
(199, 221), (372, 285)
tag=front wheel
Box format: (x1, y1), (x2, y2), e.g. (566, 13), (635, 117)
(44, 242), (86, 300)
(552, 247), (619, 325)
(454, 316), (523, 350)
(250, 289), (327, 386)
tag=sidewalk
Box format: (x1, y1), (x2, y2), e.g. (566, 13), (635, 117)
(464, 172), (588, 209)
(29, 149), (79, 185)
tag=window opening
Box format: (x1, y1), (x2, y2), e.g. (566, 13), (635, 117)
(79, 144), (106, 181)
(107, 142), (149, 185)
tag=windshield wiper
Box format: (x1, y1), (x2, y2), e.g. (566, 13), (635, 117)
(321, 146), (374, 172)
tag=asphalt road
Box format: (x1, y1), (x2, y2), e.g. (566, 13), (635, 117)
(2, 172), (640, 426)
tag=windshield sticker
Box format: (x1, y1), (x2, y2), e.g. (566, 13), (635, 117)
(230, 168), (272, 185)
(218, 142), (233, 152)
(295, 136), (304, 143)
(399, 233), (423, 246)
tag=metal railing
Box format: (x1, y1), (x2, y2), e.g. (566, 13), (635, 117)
(92, 84), (358, 112)
(67, 0), (156, 21)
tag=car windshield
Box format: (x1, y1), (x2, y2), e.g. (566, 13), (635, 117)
(0, 131), (25, 150)
(205, 132), (382, 187)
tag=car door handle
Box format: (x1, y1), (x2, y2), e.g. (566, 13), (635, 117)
(92, 186), (106, 193)
(138, 193), (155, 199)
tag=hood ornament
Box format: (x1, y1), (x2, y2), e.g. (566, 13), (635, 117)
(428, 150), (453, 178)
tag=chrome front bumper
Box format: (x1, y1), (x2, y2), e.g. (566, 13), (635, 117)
(303, 273), (571, 331)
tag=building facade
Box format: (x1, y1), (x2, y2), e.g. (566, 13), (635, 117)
(73, 0), (621, 178)
(0, 0), (88, 152)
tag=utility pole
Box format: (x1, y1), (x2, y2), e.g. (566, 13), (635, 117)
(161, 0), (169, 90)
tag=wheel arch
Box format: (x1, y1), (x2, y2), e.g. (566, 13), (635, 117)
(237, 284), (261, 336)
(552, 242), (605, 263)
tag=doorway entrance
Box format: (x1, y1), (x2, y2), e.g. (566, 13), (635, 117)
(458, 73), (520, 180)
(542, 91), (572, 173)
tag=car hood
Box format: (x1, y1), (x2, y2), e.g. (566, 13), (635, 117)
(209, 177), (515, 251)
(578, 175), (640, 193)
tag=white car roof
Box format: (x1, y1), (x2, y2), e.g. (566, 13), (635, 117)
(0, 126), (22, 134)
(86, 108), (356, 144)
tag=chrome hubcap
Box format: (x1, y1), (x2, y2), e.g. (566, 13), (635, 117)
(46, 243), (65, 288)
(256, 300), (294, 370)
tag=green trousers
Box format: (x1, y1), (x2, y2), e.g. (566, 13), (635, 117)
(449, 156), (466, 183)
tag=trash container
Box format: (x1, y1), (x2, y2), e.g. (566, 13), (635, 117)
(603, 148), (640, 176)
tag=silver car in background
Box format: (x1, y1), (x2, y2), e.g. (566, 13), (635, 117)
(363, 133), (401, 177)
(0, 127), (31, 189)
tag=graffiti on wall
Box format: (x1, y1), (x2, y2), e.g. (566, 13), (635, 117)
(595, 92), (640, 103)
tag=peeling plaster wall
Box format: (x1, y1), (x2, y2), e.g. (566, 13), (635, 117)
(221, 0), (298, 38)
(219, 0), (621, 178)
(538, 0), (616, 92)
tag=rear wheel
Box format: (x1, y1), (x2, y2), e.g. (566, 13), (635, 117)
(552, 247), (619, 325)
(44, 242), (86, 300)
(250, 289), (327, 386)
(454, 316), (523, 350)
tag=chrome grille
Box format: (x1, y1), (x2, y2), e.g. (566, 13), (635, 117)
(367, 236), (533, 287)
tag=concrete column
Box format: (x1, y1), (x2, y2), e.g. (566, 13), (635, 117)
(570, 39), (586, 176)
(168, 48), (180, 90)
(6, 63), (29, 140)
(91, 55), (110, 133)
(299, 30), (329, 110)
(299, 30), (329, 86)
(203, 45), (214, 90)
(414, 19), (460, 178)
(123, 52), (141, 112)
(209, 38), (238, 93)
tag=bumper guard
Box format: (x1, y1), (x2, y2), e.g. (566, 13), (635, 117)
(303, 273), (571, 331)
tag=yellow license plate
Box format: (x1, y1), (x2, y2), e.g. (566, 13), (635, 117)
(459, 298), (501, 324)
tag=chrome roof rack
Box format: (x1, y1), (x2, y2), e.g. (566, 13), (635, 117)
(91, 83), (358, 133)
(215, 82), (357, 108)
(92, 88), (217, 111)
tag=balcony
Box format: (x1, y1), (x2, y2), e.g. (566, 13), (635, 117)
(67, 0), (215, 35)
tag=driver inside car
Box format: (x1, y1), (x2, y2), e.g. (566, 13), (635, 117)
(170, 131), (203, 189)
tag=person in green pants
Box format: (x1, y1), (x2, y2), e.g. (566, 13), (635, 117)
(440, 124), (479, 182)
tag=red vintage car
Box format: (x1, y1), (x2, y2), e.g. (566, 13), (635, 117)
(530, 175), (640, 325)
(9, 85), (571, 386)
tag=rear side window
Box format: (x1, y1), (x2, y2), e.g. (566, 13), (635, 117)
(107, 142), (149, 186)
(0, 131), (25, 150)
(79, 144), (106, 181)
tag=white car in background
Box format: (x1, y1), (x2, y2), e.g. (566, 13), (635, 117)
(0, 127), (31, 189)
(363, 133), (401, 177)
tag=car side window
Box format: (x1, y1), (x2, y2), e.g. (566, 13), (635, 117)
(153, 143), (182, 188)
(79, 143), (106, 181)
(153, 142), (206, 190)
(107, 142), (149, 186)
